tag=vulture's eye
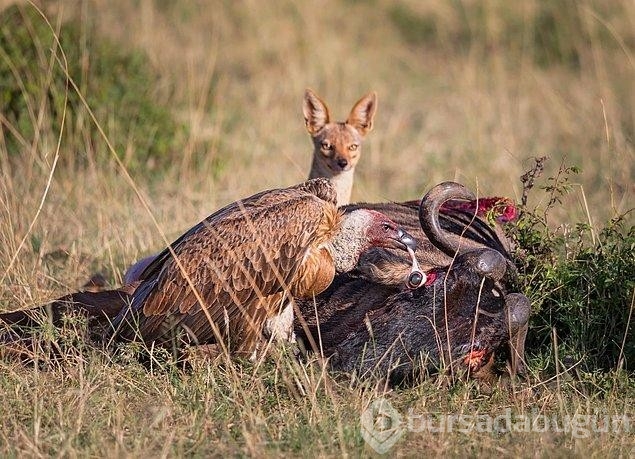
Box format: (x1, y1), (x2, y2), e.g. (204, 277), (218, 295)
(382, 223), (392, 232)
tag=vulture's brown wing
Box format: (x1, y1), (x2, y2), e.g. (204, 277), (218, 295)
(113, 179), (340, 346)
(134, 178), (337, 282)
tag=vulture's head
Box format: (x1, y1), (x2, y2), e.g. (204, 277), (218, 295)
(332, 209), (416, 273)
(363, 210), (417, 251)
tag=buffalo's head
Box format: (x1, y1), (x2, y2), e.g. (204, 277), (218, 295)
(295, 181), (530, 386)
(327, 247), (530, 384)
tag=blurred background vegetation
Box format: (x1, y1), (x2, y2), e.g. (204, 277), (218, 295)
(0, 1), (633, 455)
(1, 0), (632, 203)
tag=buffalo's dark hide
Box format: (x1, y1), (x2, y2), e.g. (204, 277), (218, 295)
(295, 248), (530, 384)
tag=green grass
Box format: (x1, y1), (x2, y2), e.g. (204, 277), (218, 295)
(0, 0), (633, 456)
(0, 4), (191, 172)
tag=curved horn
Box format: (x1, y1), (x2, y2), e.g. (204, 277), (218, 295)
(419, 181), (476, 257)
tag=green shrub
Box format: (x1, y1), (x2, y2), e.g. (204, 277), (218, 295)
(0, 5), (186, 171)
(512, 160), (635, 372)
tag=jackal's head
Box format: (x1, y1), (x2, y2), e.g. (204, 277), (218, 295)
(303, 89), (377, 175)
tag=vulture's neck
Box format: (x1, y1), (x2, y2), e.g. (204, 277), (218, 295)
(330, 210), (371, 273)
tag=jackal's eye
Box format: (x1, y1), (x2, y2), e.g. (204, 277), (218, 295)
(321, 141), (332, 150)
(348, 144), (358, 151)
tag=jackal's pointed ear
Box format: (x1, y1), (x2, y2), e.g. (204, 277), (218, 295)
(346, 92), (377, 136)
(303, 88), (330, 135)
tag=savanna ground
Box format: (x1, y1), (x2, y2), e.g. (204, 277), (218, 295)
(0, 0), (633, 456)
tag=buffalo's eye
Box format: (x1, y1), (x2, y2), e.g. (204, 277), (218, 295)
(491, 288), (502, 298)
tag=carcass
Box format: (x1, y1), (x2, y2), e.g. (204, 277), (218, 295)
(294, 182), (530, 383)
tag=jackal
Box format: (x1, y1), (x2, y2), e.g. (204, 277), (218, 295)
(303, 89), (377, 205)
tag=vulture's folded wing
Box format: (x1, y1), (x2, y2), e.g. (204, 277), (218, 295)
(112, 179), (340, 345)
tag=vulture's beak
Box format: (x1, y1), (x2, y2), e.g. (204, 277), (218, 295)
(394, 228), (417, 251)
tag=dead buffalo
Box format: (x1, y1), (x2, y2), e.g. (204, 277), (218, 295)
(294, 182), (530, 384)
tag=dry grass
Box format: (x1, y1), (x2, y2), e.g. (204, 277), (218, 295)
(1, 0), (634, 456)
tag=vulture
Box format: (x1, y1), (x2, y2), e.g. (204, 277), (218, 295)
(109, 178), (417, 357)
(0, 179), (416, 360)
